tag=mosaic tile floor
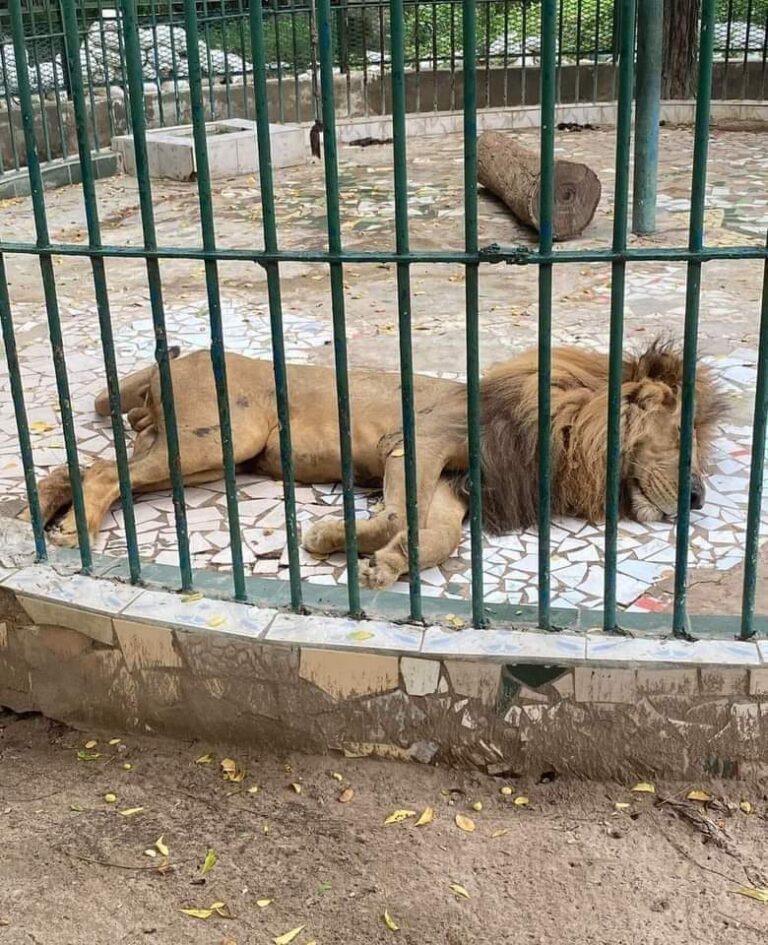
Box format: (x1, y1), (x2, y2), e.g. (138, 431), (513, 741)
(0, 126), (766, 614)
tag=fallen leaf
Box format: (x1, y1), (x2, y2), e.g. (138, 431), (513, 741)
(687, 790), (712, 803)
(108, 738), (121, 746)
(210, 902), (231, 918)
(181, 591), (203, 602)
(180, 907), (214, 920)
(200, 849), (218, 877)
(221, 758), (246, 782)
(119, 807), (144, 817)
(383, 910), (400, 931)
(415, 807), (434, 826)
(77, 751), (101, 762)
(491, 828), (510, 839)
(449, 883), (470, 899)
(614, 802), (631, 811)
(733, 887), (768, 903)
(207, 615), (227, 628)
(256, 898), (273, 908)
(290, 783), (302, 795)
(331, 772), (344, 782)
(348, 629), (375, 641)
(317, 881), (332, 894)
(471, 801), (483, 812)
(455, 814), (476, 832)
(30, 421), (54, 433)
(84, 739), (98, 749)
(740, 800), (754, 814)
(103, 793), (117, 804)
(122, 763), (133, 771)
(247, 785), (260, 795)
(155, 837), (169, 857)
(69, 803), (84, 812)
(273, 926), (305, 945)
(445, 614), (465, 628)
(631, 782), (655, 794)
(513, 796), (529, 807)
(384, 809), (416, 825)
(338, 788), (354, 803)
(499, 786), (514, 796)
(196, 752), (214, 765)
(144, 848), (157, 858)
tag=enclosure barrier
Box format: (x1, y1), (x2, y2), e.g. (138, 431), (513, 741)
(2, 1), (768, 177)
(1, 0), (768, 642)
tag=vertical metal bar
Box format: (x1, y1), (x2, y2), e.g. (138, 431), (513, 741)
(218, 0), (233, 119)
(378, 2), (387, 115)
(672, 0), (716, 637)
(273, 0), (285, 123)
(448, 1), (454, 112)
(149, 0), (166, 127)
(96, 2), (117, 143)
(414, 1), (421, 114)
(249, 0), (303, 611)
(237, 0), (251, 119)
(556, 0), (564, 103)
(741, 0), (754, 100)
(30, 6), (53, 165)
(79, 1), (100, 150)
(603, 0), (636, 631)
(9, 0), (91, 571)
(390, 0), (422, 622)
(61, 0), (141, 583)
(114, 4), (133, 134)
(484, 0), (491, 108)
(317, 0), (361, 615)
(537, 0), (556, 629)
(290, 0), (300, 123)
(521, 1), (527, 106)
(740, 238), (768, 640)
(0, 255), (46, 560)
(44, 0), (68, 161)
(575, 0), (583, 102)
(632, 0), (661, 235)
(168, 0), (183, 125)
(182, 0), (247, 602)
(502, 0), (509, 108)
(593, 0), (601, 102)
(463, 0), (485, 628)
(120, 0), (193, 592)
(0, 42), (21, 172)
(202, 0), (216, 117)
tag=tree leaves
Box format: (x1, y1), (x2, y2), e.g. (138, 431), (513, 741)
(454, 814), (475, 832)
(384, 809), (416, 825)
(199, 849), (218, 877)
(273, 925), (305, 944)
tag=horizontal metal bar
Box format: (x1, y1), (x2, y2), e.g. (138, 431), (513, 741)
(0, 242), (765, 266)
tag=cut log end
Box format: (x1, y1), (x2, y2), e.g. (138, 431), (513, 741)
(551, 161), (602, 241)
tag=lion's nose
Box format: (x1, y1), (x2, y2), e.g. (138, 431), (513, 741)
(690, 476), (705, 510)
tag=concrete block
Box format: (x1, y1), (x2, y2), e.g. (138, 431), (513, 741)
(749, 668), (768, 696)
(299, 648), (398, 700)
(16, 596), (114, 646)
(400, 656), (441, 696)
(701, 668), (748, 696)
(444, 661), (501, 705)
(114, 619), (181, 671)
(636, 668), (698, 696)
(574, 667), (637, 704)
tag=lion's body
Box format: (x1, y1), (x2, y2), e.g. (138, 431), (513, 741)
(29, 341), (724, 589)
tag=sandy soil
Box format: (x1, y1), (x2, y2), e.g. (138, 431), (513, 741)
(1, 711), (768, 945)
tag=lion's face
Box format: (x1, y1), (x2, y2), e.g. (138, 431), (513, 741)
(623, 379), (707, 523)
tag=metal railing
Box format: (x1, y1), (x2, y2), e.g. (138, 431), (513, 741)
(1, 1), (768, 177)
(1, 0), (767, 640)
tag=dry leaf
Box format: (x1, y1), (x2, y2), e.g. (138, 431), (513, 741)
(290, 783), (302, 795)
(471, 801), (483, 812)
(69, 803), (83, 812)
(247, 785), (260, 795)
(687, 790), (712, 803)
(614, 802), (631, 811)
(144, 849), (157, 858)
(491, 828), (510, 839)
(155, 837), (169, 857)
(513, 796), (529, 807)
(348, 629), (375, 641)
(200, 849), (218, 876)
(733, 887), (768, 903)
(103, 793), (117, 804)
(221, 758), (246, 782)
(445, 614), (465, 628)
(384, 809), (416, 825)
(455, 814), (475, 832)
(77, 751), (101, 762)
(119, 807), (144, 817)
(196, 752), (214, 765)
(415, 807), (434, 826)
(122, 763), (133, 771)
(499, 786), (513, 796)
(30, 421), (54, 434)
(331, 772), (344, 782)
(181, 592), (203, 602)
(256, 898), (273, 908)
(207, 615), (226, 628)
(449, 883), (470, 899)
(338, 788), (354, 803)
(108, 738), (121, 746)
(631, 782), (655, 794)
(273, 926), (305, 945)
(84, 739), (97, 749)
(740, 800), (753, 814)
(383, 910), (400, 931)
(181, 907), (213, 920)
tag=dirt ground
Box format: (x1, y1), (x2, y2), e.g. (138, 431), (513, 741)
(1, 711), (768, 945)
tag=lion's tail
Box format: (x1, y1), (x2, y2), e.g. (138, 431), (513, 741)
(94, 346), (181, 417)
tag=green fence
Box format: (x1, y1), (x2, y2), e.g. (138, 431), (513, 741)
(1, 1), (768, 176)
(1, 0), (768, 640)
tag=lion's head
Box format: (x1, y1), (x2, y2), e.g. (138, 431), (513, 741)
(474, 339), (727, 534)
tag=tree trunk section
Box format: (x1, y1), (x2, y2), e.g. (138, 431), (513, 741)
(477, 132), (602, 242)
(662, 0), (700, 99)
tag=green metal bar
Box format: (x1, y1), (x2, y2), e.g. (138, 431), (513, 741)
(249, 0), (303, 612)
(740, 235), (768, 640)
(632, 0), (661, 235)
(537, 0), (556, 630)
(273, 0), (285, 123)
(0, 42), (20, 171)
(0, 254), (46, 560)
(167, 0), (183, 125)
(390, 0), (422, 622)
(463, 0), (485, 628)
(202, 0), (217, 117)
(317, 0), (361, 616)
(148, 0), (166, 128)
(61, 0), (141, 584)
(121, 0), (193, 592)
(44, 0), (68, 161)
(218, 0), (233, 118)
(79, 1), (100, 150)
(672, 0), (716, 637)
(28, 5), (53, 165)
(603, 0), (636, 632)
(183, 0), (247, 602)
(9, 0), (92, 571)
(95, 2), (117, 142)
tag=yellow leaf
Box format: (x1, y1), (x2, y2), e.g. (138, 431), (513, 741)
(491, 828), (509, 839)
(207, 615), (226, 628)
(256, 899), (273, 908)
(499, 786), (513, 796)
(69, 803), (83, 812)
(200, 849), (218, 876)
(513, 796), (529, 807)
(471, 801), (483, 812)
(384, 809), (416, 825)
(155, 837), (169, 857)
(77, 751), (101, 762)
(631, 782), (655, 794)
(415, 807), (434, 826)
(210, 902), (231, 918)
(181, 592), (203, 602)
(119, 807), (144, 817)
(84, 740), (97, 749)
(263, 824), (269, 834)
(221, 758), (246, 782)
(614, 802), (631, 811)
(103, 793), (117, 804)
(455, 814), (475, 832)
(30, 421), (54, 434)
(331, 772), (344, 782)
(348, 630), (375, 641)
(108, 738), (121, 746)
(290, 783), (302, 794)
(733, 887), (768, 903)
(687, 790), (712, 803)
(338, 788), (354, 803)
(247, 785), (260, 795)
(445, 614), (465, 628)
(144, 849), (157, 858)
(196, 752), (214, 765)
(449, 883), (470, 899)
(383, 910), (400, 931)
(740, 800), (753, 814)
(180, 908), (213, 920)
(122, 763), (133, 771)
(273, 926), (305, 945)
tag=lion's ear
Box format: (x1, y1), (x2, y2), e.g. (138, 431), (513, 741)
(627, 339), (683, 389)
(623, 380), (676, 411)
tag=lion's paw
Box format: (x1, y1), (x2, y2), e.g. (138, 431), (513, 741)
(47, 516), (80, 549)
(302, 517), (344, 556)
(359, 555), (401, 590)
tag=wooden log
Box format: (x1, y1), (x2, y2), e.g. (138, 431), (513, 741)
(477, 131), (602, 241)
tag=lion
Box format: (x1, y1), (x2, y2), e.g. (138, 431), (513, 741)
(24, 339), (725, 589)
